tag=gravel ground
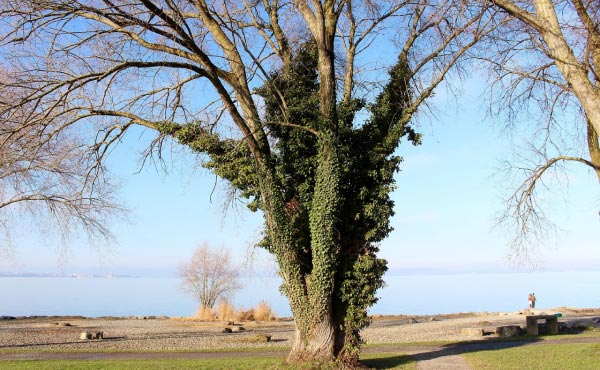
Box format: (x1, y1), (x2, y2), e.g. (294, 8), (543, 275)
(0, 317), (294, 351)
(1, 308), (598, 352)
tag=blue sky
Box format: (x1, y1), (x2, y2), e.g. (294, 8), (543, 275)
(1, 74), (599, 277)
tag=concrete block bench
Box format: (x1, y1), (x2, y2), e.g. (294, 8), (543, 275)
(526, 315), (559, 335)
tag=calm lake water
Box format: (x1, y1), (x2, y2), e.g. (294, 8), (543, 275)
(1, 271), (599, 317)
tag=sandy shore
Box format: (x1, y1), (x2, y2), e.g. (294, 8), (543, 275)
(1, 307), (599, 352)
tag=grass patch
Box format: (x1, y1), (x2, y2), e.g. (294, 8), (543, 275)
(536, 329), (600, 340)
(0, 353), (416, 370)
(463, 343), (600, 370)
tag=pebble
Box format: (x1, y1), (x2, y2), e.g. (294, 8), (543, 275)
(0, 318), (292, 351)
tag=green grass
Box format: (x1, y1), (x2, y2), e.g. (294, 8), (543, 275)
(4, 342), (599, 369)
(463, 343), (600, 370)
(535, 328), (600, 340)
(2, 330), (597, 369)
(0, 353), (415, 370)
(0, 358), (284, 370)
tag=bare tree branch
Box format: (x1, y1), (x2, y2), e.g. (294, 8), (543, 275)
(499, 154), (599, 264)
(479, 0), (600, 260)
(0, 69), (124, 251)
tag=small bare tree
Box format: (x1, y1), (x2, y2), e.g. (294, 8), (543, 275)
(178, 243), (241, 310)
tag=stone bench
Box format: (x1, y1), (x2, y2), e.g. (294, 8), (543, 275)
(526, 315), (559, 335)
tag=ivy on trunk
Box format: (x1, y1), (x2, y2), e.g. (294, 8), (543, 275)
(158, 44), (419, 365)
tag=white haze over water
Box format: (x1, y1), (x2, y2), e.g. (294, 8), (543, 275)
(1, 271), (599, 317)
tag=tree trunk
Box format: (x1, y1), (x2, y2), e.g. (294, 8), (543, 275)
(258, 152), (356, 366)
(533, 0), (600, 135)
(287, 315), (337, 363)
(286, 311), (361, 367)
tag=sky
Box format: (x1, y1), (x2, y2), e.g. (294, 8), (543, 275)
(1, 72), (599, 277)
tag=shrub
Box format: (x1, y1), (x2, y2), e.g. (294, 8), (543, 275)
(216, 299), (237, 322)
(191, 301), (276, 322)
(237, 307), (255, 321)
(193, 305), (216, 321)
(254, 301), (274, 321)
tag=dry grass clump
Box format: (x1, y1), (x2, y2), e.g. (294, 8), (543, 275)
(190, 300), (276, 322)
(254, 301), (274, 321)
(193, 305), (216, 321)
(235, 334), (272, 343)
(216, 299), (237, 322)
(237, 307), (255, 321)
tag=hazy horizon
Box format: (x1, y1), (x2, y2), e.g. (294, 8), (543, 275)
(2, 270), (599, 318)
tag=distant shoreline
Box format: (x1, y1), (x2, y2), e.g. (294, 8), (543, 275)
(2, 306), (599, 322)
(0, 273), (137, 278)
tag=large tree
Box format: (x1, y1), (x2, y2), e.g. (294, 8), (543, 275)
(478, 0), (600, 260)
(0, 0), (491, 365)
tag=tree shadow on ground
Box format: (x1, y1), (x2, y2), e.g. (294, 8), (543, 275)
(360, 354), (415, 369)
(417, 337), (543, 361)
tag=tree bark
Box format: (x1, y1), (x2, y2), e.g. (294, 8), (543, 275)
(587, 119), (600, 182)
(491, 0), (600, 136)
(532, 0), (600, 136)
(488, 0), (600, 136)
(287, 315), (337, 363)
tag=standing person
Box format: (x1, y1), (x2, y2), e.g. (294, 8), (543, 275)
(528, 293), (533, 309)
(531, 293), (536, 309)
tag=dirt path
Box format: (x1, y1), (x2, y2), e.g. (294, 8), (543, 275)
(415, 354), (470, 370)
(1, 337), (598, 369)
